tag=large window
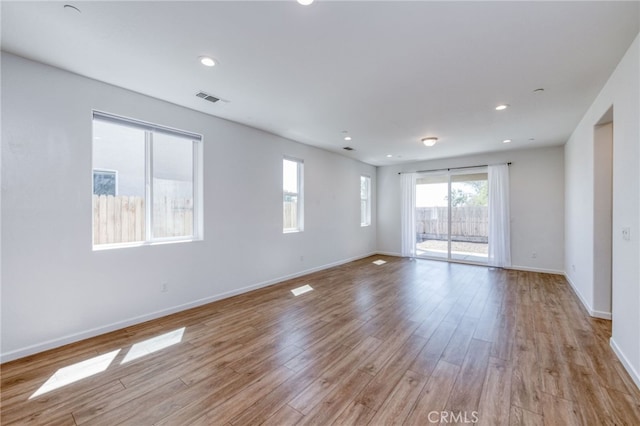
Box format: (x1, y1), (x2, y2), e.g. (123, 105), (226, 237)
(283, 157), (303, 233)
(360, 175), (371, 226)
(92, 111), (202, 248)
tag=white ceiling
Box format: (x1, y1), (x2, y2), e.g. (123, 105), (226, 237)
(2, 1), (638, 166)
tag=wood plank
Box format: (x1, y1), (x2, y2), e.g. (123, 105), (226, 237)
(357, 320), (420, 376)
(75, 378), (188, 425)
(298, 369), (373, 426)
(6, 414), (78, 426)
(404, 360), (460, 426)
(509, 405), (543, 426)
(330, 401), (376, 425)
(261, 404), (303, 426)
(230, 337), (381, 425)
(409, 319), (457, 376)
(565, 362), (627, 426)
(574, 327), (640, 396)
(284, 318), (365, 372)
(535, 331), (573, 401)
(602, 387), (640, 426)
(511, 326), (542, 414)
(539, 392), (583, 426)
(2, 380), (125, 425)
(477, 357), (512, 426)
(367, 369), (428, 425)
(490, 302), (516, 361)
(2, 256), (639, 425)
(440, 315), (477, 366)
(187, 365), (295, 425)
(443, 338), (492, 419)
(288, 336), (381, 414)
(355, 334), (427, 411)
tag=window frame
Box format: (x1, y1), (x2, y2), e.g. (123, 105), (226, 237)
(92, 110), (203, 250)
(283, 156), (304, 233)
(360, 175), (372, 227)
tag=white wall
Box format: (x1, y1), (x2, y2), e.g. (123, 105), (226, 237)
(564, 34), (640, 388)
(0, 53), (377, 362)
(377, 146), (565, 273)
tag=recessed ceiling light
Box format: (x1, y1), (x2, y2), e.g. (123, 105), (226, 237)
(422, 137), (438, 147)
(533, 88), (545, 93)
(529, 138), (536, 141)
(297, 0), (314, 5)
(386, 154), (393, 158)
(344, 136), (352, 141)
(199, 56), (216, 67)
(495, 104), (509, 111)
(503, 139), (512, 143)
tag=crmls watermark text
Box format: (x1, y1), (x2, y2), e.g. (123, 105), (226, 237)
(428, 411), (480, 423)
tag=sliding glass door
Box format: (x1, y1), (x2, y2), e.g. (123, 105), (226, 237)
(415, 169), (488, 264)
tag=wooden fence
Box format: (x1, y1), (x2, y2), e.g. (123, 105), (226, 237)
(283, 201), (298, 230)
(416, 206), (488, 242)
(92, 195), (193, 245)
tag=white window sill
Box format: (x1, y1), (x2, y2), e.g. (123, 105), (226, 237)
(93, 237), (202, 251)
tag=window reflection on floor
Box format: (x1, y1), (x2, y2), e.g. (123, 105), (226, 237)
(121, 327), (185, 364)
(30, 349), (121, 399)
(29, 327), (186, 399)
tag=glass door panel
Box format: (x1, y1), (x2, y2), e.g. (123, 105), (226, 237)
(450, 173), (488, 263)
(415, 174), (449, 259)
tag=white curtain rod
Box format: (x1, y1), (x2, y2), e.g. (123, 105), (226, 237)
(397, 162), (511, 175)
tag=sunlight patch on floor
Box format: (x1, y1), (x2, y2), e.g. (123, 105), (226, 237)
(30, 349), (121, 399)
(291, 284), (313, 296)
(121, 327), (185, 364)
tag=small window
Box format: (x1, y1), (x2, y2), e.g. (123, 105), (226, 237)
(360, 175), (371, 226)
(283, 157), (304, 232)
(92, 111), (202, 248)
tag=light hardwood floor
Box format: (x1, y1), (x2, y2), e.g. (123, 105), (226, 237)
(2, 256), (639, 425)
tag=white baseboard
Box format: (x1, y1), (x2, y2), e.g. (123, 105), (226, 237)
(591, 310), (612, 320)
(0, 252), (377, 363)
(564, 273), (593, 314)
(508, 265), (565, 275)
(375, 251), (402, 257)
(563, 273), (612, 320)
(610, 338), (640, 390)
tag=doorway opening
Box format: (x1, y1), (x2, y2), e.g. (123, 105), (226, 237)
(593, 107), (613, 319)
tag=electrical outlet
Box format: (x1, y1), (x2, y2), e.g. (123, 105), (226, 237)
(622, 227), (631, 241)
(300, 255), (304, 262)
(572, 264), (576, 272)
(531, 252), (537, 259)
(161, 282), (169, 293)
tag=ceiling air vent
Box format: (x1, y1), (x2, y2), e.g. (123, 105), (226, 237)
(196, 91), (220, 103)
(343, 146), (354, 151)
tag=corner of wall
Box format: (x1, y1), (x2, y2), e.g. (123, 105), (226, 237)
(563, 273), (611, 319)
